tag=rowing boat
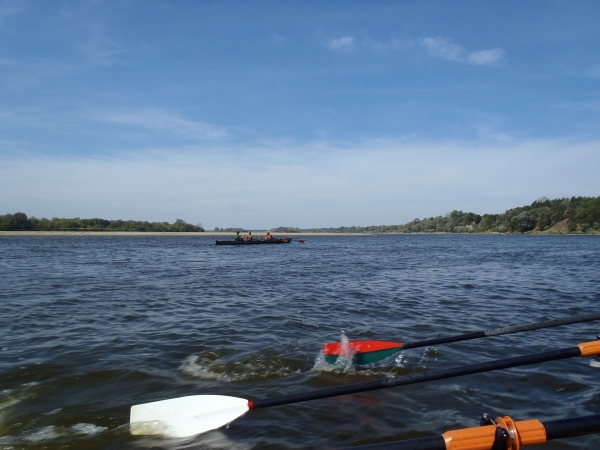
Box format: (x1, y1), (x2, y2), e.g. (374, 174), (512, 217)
(215, 238), (293, 245)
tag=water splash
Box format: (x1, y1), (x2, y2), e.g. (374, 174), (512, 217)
(338, 331), (357, 368)
(312, 331), (357, 372)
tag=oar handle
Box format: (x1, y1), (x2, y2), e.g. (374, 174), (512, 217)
(343, 414), (600, 449)
(401, 312), (600, 350)
(250, 341), (600, 410)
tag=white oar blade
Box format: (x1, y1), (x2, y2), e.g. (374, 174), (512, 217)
(130, 395), (249, 438)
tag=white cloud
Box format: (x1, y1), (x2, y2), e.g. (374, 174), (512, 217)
(93, 108), (227, 141)
(1, 138), (598, 229)
(321, 35), (507, 68)
(421, 37), (463, 61)
(468, 48), (506, 66)
(420, 37), (506, 67)
(326, 36), (354, 51)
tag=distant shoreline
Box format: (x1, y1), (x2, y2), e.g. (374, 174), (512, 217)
(0, 231), (597, 237)
(0, 231), (370, 236)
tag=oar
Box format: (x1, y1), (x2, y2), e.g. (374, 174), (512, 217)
(344, 413), (600, 449)
(323, 311), (600, 365)
(130, 339), (600, 437)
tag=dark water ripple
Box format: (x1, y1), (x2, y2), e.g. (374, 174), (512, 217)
(1, 235), (600, 449)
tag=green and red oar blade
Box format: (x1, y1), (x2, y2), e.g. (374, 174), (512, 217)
(130, 395), (249, 438)
(323, 312), (600, 366)
(323, 340), (404, 365)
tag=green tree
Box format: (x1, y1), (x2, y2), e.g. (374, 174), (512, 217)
(510, 211), (536, 233)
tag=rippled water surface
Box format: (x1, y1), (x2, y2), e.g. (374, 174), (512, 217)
(1, 235), (600, 449)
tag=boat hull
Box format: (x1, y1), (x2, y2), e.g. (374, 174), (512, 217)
(215, 238), (293, 245)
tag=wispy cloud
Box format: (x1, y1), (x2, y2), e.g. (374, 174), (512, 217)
(0, 58), (75, 90)
(421, 37), (463, 61)
(79, 32), (128, 66)
(94, 108), (227, 141)
(476, 124), (512, 142)
(468, 48), (506, 66)
(325, 36), (354, 51)
(326, 35), (506, 67)
(420, 37), (506, 66)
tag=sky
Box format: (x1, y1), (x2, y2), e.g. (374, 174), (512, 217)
(0, 0), (599, 229)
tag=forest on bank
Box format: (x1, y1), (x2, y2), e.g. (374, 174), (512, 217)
(270, 196), (600, 234)
(0, 213), (203, 232)
(3, 196), (599, 234)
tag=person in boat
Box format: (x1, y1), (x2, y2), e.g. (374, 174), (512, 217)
(264, 231), (273, 240)
(246, 230), (253, 241)
(234, 230), (242, 241)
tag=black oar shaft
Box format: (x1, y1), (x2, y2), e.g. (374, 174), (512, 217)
(348, 435), (446, 450)
(344, 414), (600, 449)
(544, 414), (600, 440)
(400, 312), (600, 351)
(251, 346), (582, 409)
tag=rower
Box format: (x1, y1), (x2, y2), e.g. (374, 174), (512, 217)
(265, 231), (273, 241)
(246, 230), (253, 241)
(234, 231), (242, 241)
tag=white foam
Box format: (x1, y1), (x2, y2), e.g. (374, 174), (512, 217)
(71, 423), (108, 435)
(24, 426), (59, 442)
(180, 352), (300, 382)
(180, 355), (229, 381)
(22, 423), (107, 443)
(0, 398), (21, 412)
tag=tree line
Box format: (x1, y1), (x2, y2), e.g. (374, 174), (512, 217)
(0, 213), (204, 232)
(5, 196), (598, 234)
(275, 196), (600, 234)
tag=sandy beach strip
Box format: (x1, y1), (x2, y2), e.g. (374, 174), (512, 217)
(0, 231), (374, 237)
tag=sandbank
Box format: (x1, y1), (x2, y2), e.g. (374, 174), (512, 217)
(0, 231), (373, 237)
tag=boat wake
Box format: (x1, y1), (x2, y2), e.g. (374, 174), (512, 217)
(179, 349), (305, 382)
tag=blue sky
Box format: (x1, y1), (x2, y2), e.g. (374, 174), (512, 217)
(1, 1), (599, 229)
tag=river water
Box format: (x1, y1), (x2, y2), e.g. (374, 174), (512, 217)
(1, 235), (599, 449)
